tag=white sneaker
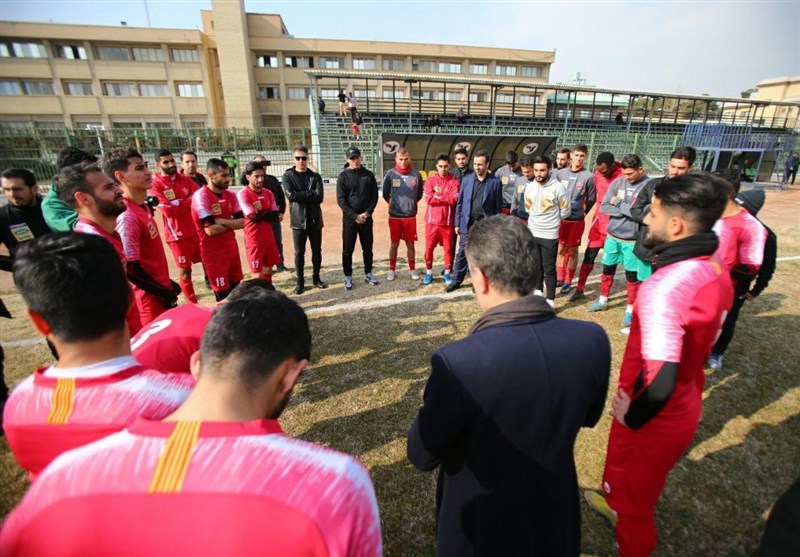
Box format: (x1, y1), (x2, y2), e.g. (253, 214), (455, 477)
(387, 270), (396, 281)
(546, 299), (555, 308)
(344, 276), (353, 290)
(410, 269), (420, 280)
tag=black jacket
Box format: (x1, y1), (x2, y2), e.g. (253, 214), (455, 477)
(265, 174), (286, 214)
(336, 167), (378, 221)
(281, 168), (324, 230)
(0, 196), (52, 272)
(630, 176), (664, 261)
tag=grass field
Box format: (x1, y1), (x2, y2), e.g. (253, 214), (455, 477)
(1, 214), (798, 556)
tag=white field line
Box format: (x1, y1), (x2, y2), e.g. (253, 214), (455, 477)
(4, 255), (800, 347)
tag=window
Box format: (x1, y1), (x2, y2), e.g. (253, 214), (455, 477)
(495, 64), (517, 77)
(599, 111), (610, 119)
(383, 59), (404, 71)
(258, 86), (280, 99)
(132, 47), (164, 62)
(520, 66), (542, 78)
(412, 59), (435, 72)
(519, 95), (537, 105)
(35, 121), (65, 132)
(0, 42), (46, 58)
(352, 58), (376, 70)
(412, 89), (436, 101)
(112, 121), (143, 129)
(383, 89), (405, 99)
(0, 121), (33, 131)
(104, 82), (138, 96)
(443, 91), (461, 101)
(171, 49), (199, 63)
(320, 56), (344, 69)
(56, 44), (87, 60)
(284, 55), (313, 68)
(96, 46), (130, 61)
(321, 88), (339, 99)
(0, 80), (23, 95)
(139, 83), (169, 96)
(177, 83), (204, 97)
(73, 120), (103, 129)
(257, 55), (279, 68)
(287, 87), (310, 100)
(496, 93), (514, 104)
(22, 81), (55, 95)
(469, 63), (488, 75)
(64, 81), (94, 96)
(556, 109), (571, 118)
(469, 92), (488, 102)
(182, 120), (207, 129)
(145, 122), (173, 129)
(579, 109), (591, 118)
(355, 89), (376, 99)
(438, 62), (461, 74)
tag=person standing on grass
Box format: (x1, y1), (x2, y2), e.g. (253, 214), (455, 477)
(494, 150), (523, 215)
(383, 147), (423, 281)
(251, 156), (288, 272)
(584, 173), (732, 557)
(409, 215), (610, 557)
(421, 153), (459, 285)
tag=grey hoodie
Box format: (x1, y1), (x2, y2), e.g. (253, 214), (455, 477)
(601, 175), (649, 241)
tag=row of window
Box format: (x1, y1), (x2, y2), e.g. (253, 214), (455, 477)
(259, 86), (543, 104)
(0, 79), (204, 97)
(0, 120), (209, 132)
(0, 40), (200, 63)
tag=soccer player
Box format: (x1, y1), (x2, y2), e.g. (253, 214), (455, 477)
(337, 146), (379, 290)
(150, 149), (202, 303)
(104, 148), (177, 325)
(523, 155), (569, 306)
(237, 161), (281, 282)
(588, 155), (650, 330)
(555, 143), (596, 293)
(2, 232), (194, 479)
(1, 288), (382, 557)
(554, 147), (571, 171)
(494, 150), (523, 215)
(382, 147), (423, 281)
(584, 173), (732, 557)
(41, 147), (97, 232)
(0, 168), (52, 271)
(180, 150), (207, 187)
(252, 156), (288, 272)
(56, 162), (142, 335)
(706, 169), (766, 371)
(421, 153), (459, 285)
(191, 158), (245, 301)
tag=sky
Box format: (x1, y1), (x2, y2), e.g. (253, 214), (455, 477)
(2, 0), (798, 99)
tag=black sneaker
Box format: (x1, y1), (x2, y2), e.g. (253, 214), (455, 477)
(313, 278), (328, 289)
(445, 282), (462, 293)
(276, 264), (288, 272)
(293, 284), (305, 295)
(568, 289), (584, 302)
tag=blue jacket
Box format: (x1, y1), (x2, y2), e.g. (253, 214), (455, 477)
(454, 173), (503, 231)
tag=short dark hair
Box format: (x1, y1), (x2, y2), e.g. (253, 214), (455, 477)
(436, 153), (450, 163)
(13, 232), (129, 342)
(200, 289), (311, 392)
(57, 147), (97, 170)
(2, 168), (36, 187)
(712, 167), (741, 196)
(454, 147), (468, 157)
(55, 163), (104, 208)
(505, 150), (519, 164)
(102, 147), (143, 179)
(181, 150), (198, 161)
(292, 145), (309, 155)
(621, 154), (643, 169)
(654, 172), (730, 234)
(240, 161), (265, 186)
(557, 148), (571, 157)
(595, 151), (615, 166)
(206, 158), (229, 173)
(670, 146), (697, 165)
(531, 155), (552, 168)
(227, 278), (276, 301)
(473, 149), (489, 163)
(155, 148), (173, 161)
(520, 156), (535, 168)
(572, 143), (588, 154)
(465, 215), (538, 297)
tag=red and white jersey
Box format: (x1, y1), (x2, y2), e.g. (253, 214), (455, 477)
(131, 303), (214, 374)
(237, 186), (278, 251)
(149, 173), (200, 243)
(116, 198), (171, 290)
(713, 208), (766, 275)
(620, 255), (732, 429)
(191, 187), (241, 254)
(2, 356), (194, 479)
(424, 173), (460, 227)
(1, 418), (383, 557)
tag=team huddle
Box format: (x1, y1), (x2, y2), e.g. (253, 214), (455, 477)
(0, 139), (781, 556)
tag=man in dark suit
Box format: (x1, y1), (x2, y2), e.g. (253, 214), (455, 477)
(408, 215), (611, 557)
(445, 150), (503, 292)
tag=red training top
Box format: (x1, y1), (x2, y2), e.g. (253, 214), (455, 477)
(131, 303), (214, 374)
(149, 173), (200, 243)
(191, 187), (241, 254)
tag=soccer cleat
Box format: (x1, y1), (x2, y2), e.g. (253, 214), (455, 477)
(445, 282), (462, 293)
(560, 281), (572, 294)
(387, 270), (396, 281)
(443, 273), (453, 286)
(410, 269), (420, 280)
(364, 272), (379, 286)
(707, 353), (724, 371)
(344, 276), (353, 290)
(568, 289), (585, 302)
(587, 299), (608, 312)
(584, 490), (618, 527)
(275, 264), (288, 272)
(293, 284), (305, 295)
(422, 273), (433, 285)
(621, 311), (633, 328)
(620, 327), (631, 335)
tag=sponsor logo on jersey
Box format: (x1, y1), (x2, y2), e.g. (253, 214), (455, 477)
(211, 203), (222, 216)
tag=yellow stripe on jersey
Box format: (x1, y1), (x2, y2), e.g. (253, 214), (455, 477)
(149, 421), (201, 494)
(46, 378), (76, 425)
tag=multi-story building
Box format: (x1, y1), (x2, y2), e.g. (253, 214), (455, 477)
(0, 0), (554, 132)
(721, 75), (800, 129)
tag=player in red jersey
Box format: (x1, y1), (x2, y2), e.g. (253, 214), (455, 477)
(103, 148), (177, 325)
(192, 158), (245, 301)
(584, 173), (733, 556)
(570, 152), (622, 301)
(151, 149), (202, 303)
(422, 153), (459, 285)
(1, 288), (382, 557)
(237, 161), (281, 282)
(55, 162), (142, 335)
(2, 232), (194, 480)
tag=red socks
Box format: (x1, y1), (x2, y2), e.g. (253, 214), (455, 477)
(600, 273), (614, 297)
(179, 278), (197, 304)
(577, 263), (593, 291)
(626, 280), (640, 305)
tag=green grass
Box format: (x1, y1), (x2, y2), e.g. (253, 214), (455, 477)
(2, 226), (799, 556)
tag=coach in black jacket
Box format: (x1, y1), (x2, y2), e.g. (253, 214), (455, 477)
(408, 216), (610, 557)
